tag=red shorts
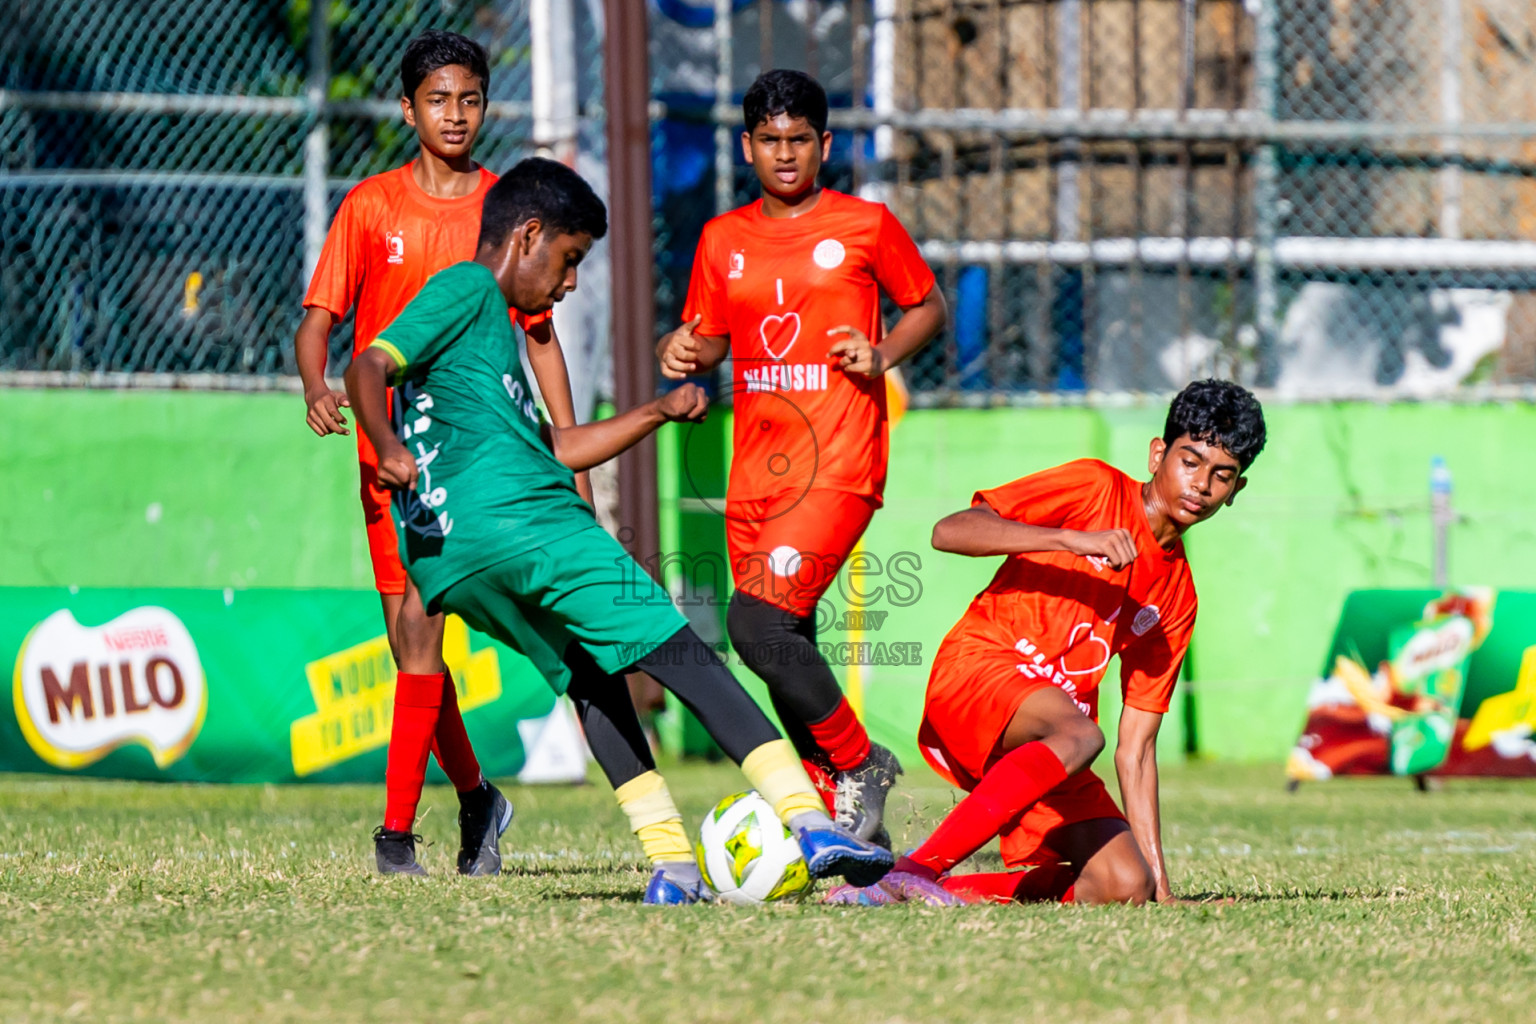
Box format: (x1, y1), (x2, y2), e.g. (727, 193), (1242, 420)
(358, 428), (406, 595)
(726, 489), (878, 616)
(919, 637), (1123, 867)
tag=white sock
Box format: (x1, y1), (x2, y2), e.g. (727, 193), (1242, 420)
(659, 860), (702, 885)
(788, 810), (836, 833)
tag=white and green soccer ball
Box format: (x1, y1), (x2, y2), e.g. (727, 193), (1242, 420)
(695, 790), (813, 906)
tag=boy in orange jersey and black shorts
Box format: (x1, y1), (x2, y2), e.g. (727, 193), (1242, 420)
(828, 379), (1267, 906)
(657, 70), (947, 846)
(294, 31), (587, 876)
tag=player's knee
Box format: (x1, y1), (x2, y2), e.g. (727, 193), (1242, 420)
(395, 604), (445, 670)
(1102, 860), (1155, 906)
(1052, 717), (1104, 775)
(726, 592), (789, 670)
(1079, 854), (1154, 906)
(725, 591), (755, 647)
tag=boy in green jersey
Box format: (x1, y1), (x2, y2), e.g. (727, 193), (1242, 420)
(346, 157), (894, 903)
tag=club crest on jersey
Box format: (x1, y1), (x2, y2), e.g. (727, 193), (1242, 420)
(385, 231), (405, 265)
(1132, 604), (1162, 637)
(728, 249), (746, 279)
(813, 239), (845, 269)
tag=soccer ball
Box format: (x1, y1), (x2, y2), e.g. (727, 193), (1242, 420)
(695, 790), (813, 905)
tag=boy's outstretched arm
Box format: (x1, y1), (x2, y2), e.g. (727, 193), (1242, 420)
(1115, 706), (1173, 901)
(296, 307), (351, 436)
(931, 504), (1140, 569)
(344, 348), (418, 491)
(523, 318), (593, 503)
(549, 384), (709, 472)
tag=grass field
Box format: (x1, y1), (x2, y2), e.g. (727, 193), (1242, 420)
(4, 760), (1534, 1024)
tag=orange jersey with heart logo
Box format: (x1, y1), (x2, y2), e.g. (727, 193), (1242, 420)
(681, 190), (934, 502)
(933, 459), (1199, 727)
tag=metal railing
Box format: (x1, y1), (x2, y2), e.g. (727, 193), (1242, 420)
(650, 0), (1536, 399)
(6, 0), (1536, 401)
(1, 0), (605, 378)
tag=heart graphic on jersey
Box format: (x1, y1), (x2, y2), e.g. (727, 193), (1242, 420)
(1059, 621), (1112, 676)
(759, 312), (801, 361)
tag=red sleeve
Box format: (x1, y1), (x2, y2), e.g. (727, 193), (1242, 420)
(680, 223), (730, 337)
(972, 460), (1107, 528)
(513, 309), (551, 329)
(871, 204), (936, 307)
(1120, 578), (1197, 715)
(303, 188), (366, 318)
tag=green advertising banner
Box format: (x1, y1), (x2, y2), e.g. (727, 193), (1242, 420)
(1289, 589), (1536, 781)
(1, 588), (576, 783)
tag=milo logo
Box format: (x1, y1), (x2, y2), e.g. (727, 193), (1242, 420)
(1392, 615), (1475, 678)
(13, 607), (207, 770)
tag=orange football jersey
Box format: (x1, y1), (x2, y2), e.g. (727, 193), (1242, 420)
(303, 162), (546, 360)
(934, 458), (1198, 721)
(681, 190), (935, 502)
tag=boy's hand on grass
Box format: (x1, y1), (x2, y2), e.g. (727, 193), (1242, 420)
(376, 444), (418, 491)
(658, 316), (706, 380)
(656, 384), (709, 423)
(305, 387), (351, 436)
(1063, 528), (1138, 570)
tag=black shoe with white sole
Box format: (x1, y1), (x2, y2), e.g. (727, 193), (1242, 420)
(456, 780), (514, 877)
(373, 826), (428, 876)
(835, 743), (903, 843)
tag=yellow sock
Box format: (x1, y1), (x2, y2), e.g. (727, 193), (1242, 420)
(614, 771), (693, 864)
(741, 739), (827, 823)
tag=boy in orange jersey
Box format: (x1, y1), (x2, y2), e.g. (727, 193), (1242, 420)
(294, 31), (585, 876)
(656, 70), (947, 845)
(827, 380), (1266, 906)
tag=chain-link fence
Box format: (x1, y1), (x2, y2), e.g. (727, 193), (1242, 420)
(651, 0), (1536, 400)
(8, 1), (1534, 398)
(1, 0), (606, 379)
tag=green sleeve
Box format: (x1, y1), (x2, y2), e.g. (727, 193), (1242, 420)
(370, 266), (481, 375)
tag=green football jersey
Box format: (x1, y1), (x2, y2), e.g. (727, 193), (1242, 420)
(371, 261), (593, 607)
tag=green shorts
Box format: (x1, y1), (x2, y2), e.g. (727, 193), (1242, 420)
(438, 522), (687, 694)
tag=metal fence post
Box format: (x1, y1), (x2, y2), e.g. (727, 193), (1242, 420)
(531, 0), (579, 165)
(1253, 0), (1280, 379)
(1438, 0), (1463, 240)
(1054, 0), (1082, 246)
(713, 0), (734, 215)
(302, 0), (330, 288)
(870, 0), (894, 173)
(604, 0), (660, 572)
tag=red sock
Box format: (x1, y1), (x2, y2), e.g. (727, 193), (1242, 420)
(941, 863), (1079, 904)
(431, 669), (483, 793)
(940, 871), (1026, 904)
(907, 741), (1068, 875)
(383, 672), (445, 832)
(805, 697), (871, 771)
(1017, 862), (1078, 903)
(802, 758), (837, 814)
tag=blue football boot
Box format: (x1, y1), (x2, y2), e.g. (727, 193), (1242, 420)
(643, 867), (713, 905)
(795, 825), (895, 888)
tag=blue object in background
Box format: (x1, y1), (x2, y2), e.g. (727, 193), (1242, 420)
(653, 0), (758, 29)
(954, 265), (989, 391)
